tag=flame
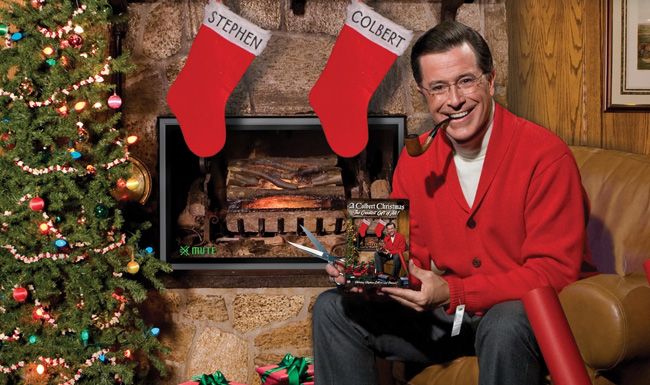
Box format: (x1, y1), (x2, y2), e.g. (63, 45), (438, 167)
(244, 196), (329, 210)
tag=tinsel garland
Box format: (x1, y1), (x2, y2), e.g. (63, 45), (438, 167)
(3, 291), (130, 341)
(0, 328), (21, 342)
(36, 5), (88, 39)
(3, 233), (127, 264)
(13, 149), (129, 175)
(93, 292), (127, 330)
(0, 61), (111, 106)
(0, 349), (117, 385)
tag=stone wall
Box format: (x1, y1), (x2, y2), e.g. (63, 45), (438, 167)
(124, 1), (507, 384)
(141, 288), (324, 384)
(123, 0), (507, 169)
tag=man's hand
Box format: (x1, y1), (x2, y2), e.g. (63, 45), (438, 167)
(380, 260), (450, 311)
(325, 262), (346, 286)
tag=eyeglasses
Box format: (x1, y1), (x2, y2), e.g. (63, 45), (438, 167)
(419, 73), (487, 98)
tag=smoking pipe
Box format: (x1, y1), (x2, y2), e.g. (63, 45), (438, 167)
(404, 118), (451, 157)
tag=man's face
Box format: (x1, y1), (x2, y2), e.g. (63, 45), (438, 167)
(418, 43), (495, 146)
(386, 225), (396, 236)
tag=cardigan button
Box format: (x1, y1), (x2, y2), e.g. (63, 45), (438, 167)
(467, 218), (476, 229)
(472, 257), (482, 268)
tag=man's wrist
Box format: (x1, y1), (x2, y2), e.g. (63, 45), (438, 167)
(439, 280), (450, 307)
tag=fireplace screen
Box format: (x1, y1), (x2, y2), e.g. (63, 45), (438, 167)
(158, 116), (405, 270)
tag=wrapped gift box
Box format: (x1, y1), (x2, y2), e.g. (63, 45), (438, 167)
(179, 370), (247, 385)
(179, 382), (247, 385)
(179, 381), (247, 385)
(255, 363), (314, 385)
(178, 381), (247, 385)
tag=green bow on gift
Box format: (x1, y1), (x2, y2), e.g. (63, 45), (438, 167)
(191, 370), (231, 385)
(261, 353), (313, 385)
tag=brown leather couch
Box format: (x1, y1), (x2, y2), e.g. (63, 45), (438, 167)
(396, 146), (650, 385)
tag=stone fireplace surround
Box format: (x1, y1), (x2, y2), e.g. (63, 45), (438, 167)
(123, 1), (507, 384)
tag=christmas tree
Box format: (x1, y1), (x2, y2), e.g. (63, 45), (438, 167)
(0, 1), (170, 384)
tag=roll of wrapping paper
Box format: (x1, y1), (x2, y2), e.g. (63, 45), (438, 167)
(522, 286), (591, 385)
(644, 260), (650, 285)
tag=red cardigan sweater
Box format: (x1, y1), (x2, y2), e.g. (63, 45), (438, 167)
(391, 104), (590, 314)
(383, 232), (407, 254)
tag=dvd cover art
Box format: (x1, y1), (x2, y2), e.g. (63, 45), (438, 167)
(342, 199), (410, 287)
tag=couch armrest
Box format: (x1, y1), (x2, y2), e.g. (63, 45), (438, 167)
(559, 272), (650, 370)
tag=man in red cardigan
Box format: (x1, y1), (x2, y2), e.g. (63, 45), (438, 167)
(312, 20), (590, 385)
(374, 222), (407, 277)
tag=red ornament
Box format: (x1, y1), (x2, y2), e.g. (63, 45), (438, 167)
(116, 178), (126, 189)
(13, 287), (28, 302)
(59, 39), (70, 49)
(29, 196), (45, 211)
(67, 34), (83, 48)
(107, 94), (122, 109)
(0, 132), (13, 150)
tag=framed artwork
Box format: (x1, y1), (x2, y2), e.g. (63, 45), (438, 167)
(605, 0), (650, 110)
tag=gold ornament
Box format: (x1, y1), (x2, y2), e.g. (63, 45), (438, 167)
(126, 260), (140, 274)
(110, 156), (151, 204)
(125, 178), (140, 191)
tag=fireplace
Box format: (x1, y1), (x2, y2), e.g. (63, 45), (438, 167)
(158, 116), (405, 270)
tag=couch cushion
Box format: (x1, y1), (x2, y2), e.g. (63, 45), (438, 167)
(559, 273), (650, 369)
(570, 146), (650, 275)
(408, 357), (478, 385)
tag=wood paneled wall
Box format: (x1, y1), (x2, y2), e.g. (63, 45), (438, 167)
(506, 0), (650, 155)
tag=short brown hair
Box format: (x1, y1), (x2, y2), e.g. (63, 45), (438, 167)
(411, 21), (494, 85)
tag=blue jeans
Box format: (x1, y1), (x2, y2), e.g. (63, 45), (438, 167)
(374, 251), (401, 277)
(312, 289), (545, 385)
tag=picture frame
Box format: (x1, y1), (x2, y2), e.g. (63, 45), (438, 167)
(605, 0), (650, 110)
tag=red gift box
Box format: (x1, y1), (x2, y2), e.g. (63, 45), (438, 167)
(255, 363), (314, 385)
(178, 381), (247, 385)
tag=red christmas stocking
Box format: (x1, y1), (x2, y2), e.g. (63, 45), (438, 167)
(309, 1), (412, 157)
(358, 218), (370, 238)
(374, 219), (387, 237)
(167, 0), (270, 157)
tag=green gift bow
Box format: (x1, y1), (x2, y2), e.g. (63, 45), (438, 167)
(191, 370), (231, 385)
(261, 353), (313, 385)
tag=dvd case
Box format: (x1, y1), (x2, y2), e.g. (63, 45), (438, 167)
(342, 199), (410, 287)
